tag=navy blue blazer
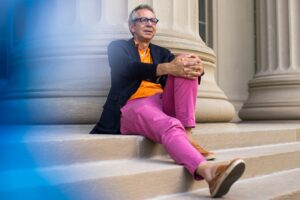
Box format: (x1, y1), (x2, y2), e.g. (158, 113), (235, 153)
(90, 38), (175, 134)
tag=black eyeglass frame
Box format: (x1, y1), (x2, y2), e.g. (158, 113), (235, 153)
(133, 17), (159, 24)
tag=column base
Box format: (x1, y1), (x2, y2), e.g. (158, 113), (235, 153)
(239, 106), (300, 120)
(239, 74), (300, 120)
(196, 98), (235, 122)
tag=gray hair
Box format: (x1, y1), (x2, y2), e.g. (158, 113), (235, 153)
(128, 4), (155, 35)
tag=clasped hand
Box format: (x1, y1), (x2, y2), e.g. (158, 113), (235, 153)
(171, 54), (204, 79)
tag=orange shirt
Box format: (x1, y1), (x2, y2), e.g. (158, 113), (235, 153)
(129, 45), (163, 100)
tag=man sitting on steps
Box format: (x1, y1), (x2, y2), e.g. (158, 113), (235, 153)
(90, 4), (246, 198)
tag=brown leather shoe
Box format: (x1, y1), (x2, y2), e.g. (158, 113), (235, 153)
(190, 140), (216, 160)
(209, 159), (246, 198)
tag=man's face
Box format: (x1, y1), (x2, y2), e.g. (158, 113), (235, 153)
(130, 9), (157, 42)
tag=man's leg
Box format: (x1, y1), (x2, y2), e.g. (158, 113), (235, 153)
(120, 94), (206, 180)
(120, 93), (245, 198)
(162, 75), (215, 160)
(162, 75), (197, 127)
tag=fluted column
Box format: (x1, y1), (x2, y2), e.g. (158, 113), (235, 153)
(239, 0), (300, 120)
(0, 0), (132, 123)
(142, 0), (235, 122)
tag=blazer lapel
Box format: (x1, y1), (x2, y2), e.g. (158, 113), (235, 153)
(128, 38), (141, 62)
(128, 38), (161, 64)
(150, 43), (160, 64)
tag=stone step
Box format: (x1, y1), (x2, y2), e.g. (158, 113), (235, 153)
(1, 142), (300, 200)
(192, 122), (300, 151)
(0, 125), (141, 170)
(145, 122), (300, 157)
(1, 123), (300, 170)
(149, 168), (300, 200)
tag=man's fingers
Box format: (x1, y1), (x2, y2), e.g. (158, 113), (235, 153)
(180, 57), (201, 66)
(183, 72), (197, 80)
(183, 68), (202, 78)
(172, 54), (204, 78)
(184, 64), (204, 73)
(177, 53), (198, 59)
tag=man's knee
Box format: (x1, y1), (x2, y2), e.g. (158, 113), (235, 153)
(174, 76), (198, 84)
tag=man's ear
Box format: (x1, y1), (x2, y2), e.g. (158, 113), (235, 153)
(129, 24), (135, 34)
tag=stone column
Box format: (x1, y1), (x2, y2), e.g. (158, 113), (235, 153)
(137, 0), (235, 122)
(239, 0), (300, 120)
(0, 0), (131, 124)
(1, 0), (234, 124)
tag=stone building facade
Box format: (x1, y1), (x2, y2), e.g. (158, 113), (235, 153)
(0, 0), (299, 124)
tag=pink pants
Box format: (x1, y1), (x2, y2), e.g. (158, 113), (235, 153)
(120, 76), (206, 179)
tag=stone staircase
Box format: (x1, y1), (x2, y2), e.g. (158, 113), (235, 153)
(1, 121), (300, 200)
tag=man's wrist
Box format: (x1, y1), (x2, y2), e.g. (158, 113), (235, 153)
(156, 63), (170, 76)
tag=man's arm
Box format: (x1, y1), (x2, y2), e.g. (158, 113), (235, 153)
(108, 41), (204, 80)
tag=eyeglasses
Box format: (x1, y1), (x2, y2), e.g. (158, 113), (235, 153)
(133, 17), (159, 25)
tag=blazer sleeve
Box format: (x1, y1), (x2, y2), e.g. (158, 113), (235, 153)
(168, 52), (175, 62)
(107, 41), (158, 80)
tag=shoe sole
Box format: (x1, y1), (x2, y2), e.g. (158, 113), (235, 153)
(205, 154), (216, 161)
(211, 159), (246, 198)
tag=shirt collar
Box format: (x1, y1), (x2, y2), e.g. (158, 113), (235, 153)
(134, 39), (150, 51)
